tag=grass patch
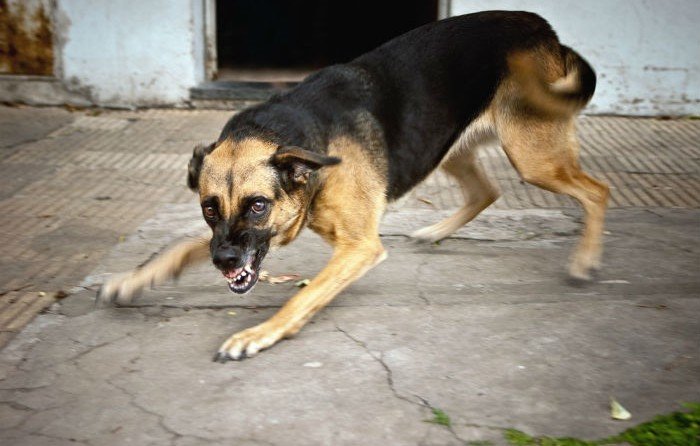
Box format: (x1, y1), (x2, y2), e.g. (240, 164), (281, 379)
(504, 403), (700, 446)
(609, 403), (700, 446)
(425, 407), (451, 427)
(505, 429), (596, 446)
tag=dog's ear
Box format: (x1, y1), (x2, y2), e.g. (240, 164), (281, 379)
(187, 142), (216, 191)
(271, 146), (341, 186)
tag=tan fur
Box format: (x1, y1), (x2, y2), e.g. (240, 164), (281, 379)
(217, 136), (388, 358)
(99, 134), (388, 358)
(99, 236), (211, 305)
(413, 51), (609, 279)
(200, 139), (277, 219)
(412, 111), (500, 242)
(200, 138), (309, 248)
(496, 72), (609, 278)
(99, 44), (608, 360)
(508, 47), (586, 117)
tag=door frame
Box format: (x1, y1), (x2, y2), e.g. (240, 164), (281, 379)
(202, 0), (450, 81)
(204, 0), (217, 80)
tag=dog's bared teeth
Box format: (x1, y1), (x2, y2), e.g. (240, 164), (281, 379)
(222, 261), (259, 294)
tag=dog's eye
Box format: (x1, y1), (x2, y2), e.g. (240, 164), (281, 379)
(251, 199), (267, 214)
(203, 206), (217, 220)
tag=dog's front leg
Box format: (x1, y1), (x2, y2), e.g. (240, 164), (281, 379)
(214, 238), (386, 361)
(97, 235), (211, 306)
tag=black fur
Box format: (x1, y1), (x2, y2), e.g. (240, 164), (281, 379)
(560, 45), (597, 105)
(187, 142), (216, 190)
(217, 11), (580, 199)
(210, 223), (273, 274)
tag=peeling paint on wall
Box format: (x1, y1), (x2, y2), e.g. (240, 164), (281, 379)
(0, 0), (54, 75)
(58, 0), (205, 107)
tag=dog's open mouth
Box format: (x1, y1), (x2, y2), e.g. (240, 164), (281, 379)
(223, 262), (259, 294)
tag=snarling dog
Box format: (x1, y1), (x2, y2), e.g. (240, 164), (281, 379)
(98, 11), (609, 361)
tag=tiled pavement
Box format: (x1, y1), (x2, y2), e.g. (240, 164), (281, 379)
(0, 106), (699, 347)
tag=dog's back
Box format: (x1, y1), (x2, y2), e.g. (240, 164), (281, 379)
(217, 11), (606, 284)
(222, 11), (594, 199)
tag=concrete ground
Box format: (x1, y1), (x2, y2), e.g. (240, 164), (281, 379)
(0, 105), (698, 445)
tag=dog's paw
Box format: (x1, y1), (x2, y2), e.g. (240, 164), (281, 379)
(213, 323), (283, 362)
(410, 225), (446, 243)
(568, 263), (592, 282)
(96, 272), (145, 307)
(568, 250), (602, 282)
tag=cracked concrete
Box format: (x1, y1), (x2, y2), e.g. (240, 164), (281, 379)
(334, 322), (476, 445)
(2, 203), (698, 445)
(0, 107), (699, 445)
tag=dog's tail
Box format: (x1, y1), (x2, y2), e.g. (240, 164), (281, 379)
(508, 45), (596, 117)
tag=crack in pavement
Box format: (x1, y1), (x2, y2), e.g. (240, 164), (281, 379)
(106, 377), (181, 446)
(414, 395), (469, 445)
(9, 381), (89, 444)
(48, 353), (211, 446)
(416, 256), (432, 306)
(333, 320), (469, 445)
(38, 332), (182, 445)
(23, 431), (92, 446)
(417, 290), (430, 306)
(0, 400), (35, 434)
(0, 383), (55, 393)
(67, 339), (119, 363)
(333, 320), (514, 444)
(101, 361), (244, 446)
(0, 386), (78, 422)
(0, 400), (33, 412)
(0, 283), (34, 296)
(333, 321), (416, 406)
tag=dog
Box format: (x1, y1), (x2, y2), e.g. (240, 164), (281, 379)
(98, 11), (609, 362)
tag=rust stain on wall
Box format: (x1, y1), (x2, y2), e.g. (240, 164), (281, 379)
(0, 0), (54, 75)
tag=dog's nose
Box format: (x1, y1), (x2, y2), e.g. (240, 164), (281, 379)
(213, 248), (239, 270)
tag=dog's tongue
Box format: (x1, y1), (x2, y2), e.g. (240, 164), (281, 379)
(223, 267), (244, 279)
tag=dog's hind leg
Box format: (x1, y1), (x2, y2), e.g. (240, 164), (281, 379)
(411, 145), (500, 242)
(496, 114), (609, 280)
(97, 235), (211, 306)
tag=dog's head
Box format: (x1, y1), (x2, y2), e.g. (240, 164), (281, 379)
(188, 138), (340, 294)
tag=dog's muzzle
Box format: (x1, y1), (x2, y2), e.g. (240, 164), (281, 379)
(212, 248), (261, 294)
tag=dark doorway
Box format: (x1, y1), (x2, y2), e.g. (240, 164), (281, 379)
(216, 0), (438, 81)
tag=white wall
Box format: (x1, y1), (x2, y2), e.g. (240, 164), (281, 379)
(7, 0), (696, 113)
(451, 0), (700, 115)
(58, 0), (205, 107)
